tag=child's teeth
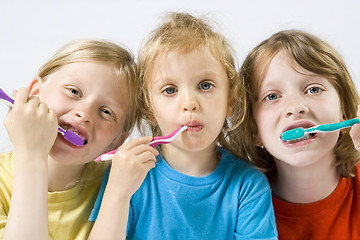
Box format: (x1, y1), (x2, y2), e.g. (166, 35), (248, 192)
(287, 133), (315, 143)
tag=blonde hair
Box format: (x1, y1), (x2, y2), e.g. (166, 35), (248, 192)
(38, 39), (138, 135)
(239, 29), (360, 176)
(137, 12), (247, 158)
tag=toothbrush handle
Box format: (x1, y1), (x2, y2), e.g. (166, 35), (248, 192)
(315, 118), (360, 132)
(96, 140), (157, 161)
(96, 134), (175, 161)
(96, 126), (187, 161)
(0, 88), (14, 107)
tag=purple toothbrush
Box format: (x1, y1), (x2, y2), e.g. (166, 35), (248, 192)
(96, 125), (188, 161)
(0, 88), (84, 146)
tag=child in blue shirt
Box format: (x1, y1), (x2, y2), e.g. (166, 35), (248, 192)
(89, 12), (278, 239)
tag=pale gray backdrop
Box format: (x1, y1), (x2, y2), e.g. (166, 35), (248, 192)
(1, 0), (359, 152)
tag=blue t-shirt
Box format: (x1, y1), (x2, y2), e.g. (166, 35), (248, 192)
(90, 147), (278, 239)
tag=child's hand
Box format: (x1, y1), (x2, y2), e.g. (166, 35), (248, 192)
(106, 136), (159, 201)
(350, 104), (360, 151)
(4, 87), (58, 157)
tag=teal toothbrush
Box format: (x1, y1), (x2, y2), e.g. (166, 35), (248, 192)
(281, 118), (360, 142)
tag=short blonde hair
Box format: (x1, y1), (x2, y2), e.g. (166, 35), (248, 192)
(239, 29), (360, 176)
(137, 12), (247, 158)
(38, 39), (138, 135)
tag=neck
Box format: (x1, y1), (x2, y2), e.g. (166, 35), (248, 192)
(47, 156), (86, 192)
(270, 155), (340, 203)
(161, 144), (219, 177)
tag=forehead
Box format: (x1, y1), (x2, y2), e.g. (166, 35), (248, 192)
(260, 51), (340, 95)
(257, 51), (314, 86)
(49, 61), (129, 96)
(150, 48), (225, 79)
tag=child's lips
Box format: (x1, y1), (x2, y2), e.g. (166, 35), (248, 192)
(186, 125), (203, 132)
(185, 121), (203, 132)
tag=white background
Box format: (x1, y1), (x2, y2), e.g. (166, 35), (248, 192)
(1, 0), (359, 153)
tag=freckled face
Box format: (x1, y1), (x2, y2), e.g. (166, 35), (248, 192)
(252, 51), (342, 168)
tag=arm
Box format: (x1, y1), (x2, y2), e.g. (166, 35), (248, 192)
(350, 104), (360, 151)
(88, 136), (158, 240)
(2, 88), (58, 240)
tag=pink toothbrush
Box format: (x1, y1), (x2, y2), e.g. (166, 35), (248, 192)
(96, 125), (188, 161)
(0, 87), (84, 146)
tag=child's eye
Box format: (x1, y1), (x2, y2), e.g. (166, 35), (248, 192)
(162, 86), (177, 95)
(306, 86), (321, 94)
(99, 107), (116, 120)
(199, 82), (213, 91)
(265, 93), (278, 101)
(66, 87), (81, 97)
(69, 88), (79, 96)
(101, 108), (111, 115)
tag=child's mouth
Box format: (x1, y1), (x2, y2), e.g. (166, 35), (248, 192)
(60, 124), (88, 145)
(284, 132), (317, 144)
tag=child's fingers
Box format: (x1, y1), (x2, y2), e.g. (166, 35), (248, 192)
(12, 87), (30, 106)
(38, 102), (56, 116)
(118, 136), (159, 156)
(350, 124), (360, 151)
(6, 88), (55, 152)
(136, 151), (158, 163)
(133, 143), (159, 157)
(12, 88), (42, 111)
(350, 105), (360, 151)
(114, 144), (158, 164)
(11, 89), (17, 96)
(142, 160), (156, 170)
(48, 108), (58, 122)
(26, 95), (41, 108)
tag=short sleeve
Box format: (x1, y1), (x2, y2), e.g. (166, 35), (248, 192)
(89, 166), (111, 222)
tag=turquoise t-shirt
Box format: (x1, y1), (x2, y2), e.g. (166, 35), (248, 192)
(90, 147), (278, 239)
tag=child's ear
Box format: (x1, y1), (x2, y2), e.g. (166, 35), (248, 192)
(28, 76), (43, 96)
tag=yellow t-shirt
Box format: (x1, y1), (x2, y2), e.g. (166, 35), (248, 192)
(0, 152), (110, 240)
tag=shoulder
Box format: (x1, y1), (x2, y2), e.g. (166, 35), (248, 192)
(82, 160), (111, 182)
(219, 147), (271, 195)
(220, 147), (267, 179)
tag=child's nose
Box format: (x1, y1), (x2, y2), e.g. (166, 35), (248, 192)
(284, 96), (309, 117)
(182, 92), (199, 112)
(74, 107), (94, 124)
